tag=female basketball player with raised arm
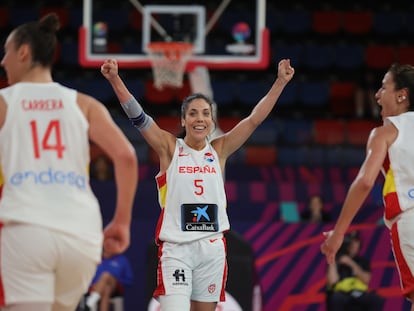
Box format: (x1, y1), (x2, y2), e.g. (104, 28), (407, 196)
(102, 58), (294, 311)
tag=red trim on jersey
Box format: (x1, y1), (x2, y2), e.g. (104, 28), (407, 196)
(155, 209), (165, 245)
(220, 236), (227, 302)
(155, 172), (166, 244)
(383, 154), (403, 219)
(153, 242), (166, 298)
(0, 223), (5, 306)
(391, 222), (414, 298)
(156, 172), (167, 189)
(384, 192), (402, 220)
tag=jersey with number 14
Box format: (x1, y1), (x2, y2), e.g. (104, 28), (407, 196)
(0, 82), (102, 258)
(155, 138), (230, 243)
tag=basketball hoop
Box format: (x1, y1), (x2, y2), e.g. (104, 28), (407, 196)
(147, 42), (193, 90)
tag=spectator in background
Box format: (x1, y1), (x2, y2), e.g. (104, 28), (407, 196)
(91, 155), (114, 181)
(86, 250), (134, 311)
(326, 231), (384, 311)
(301, 194), (331, 223)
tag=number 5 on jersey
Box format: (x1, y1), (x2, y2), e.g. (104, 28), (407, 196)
(194, 179), (204, 195)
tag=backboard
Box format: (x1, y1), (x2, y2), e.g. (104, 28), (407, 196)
(79, 0), (269, 70)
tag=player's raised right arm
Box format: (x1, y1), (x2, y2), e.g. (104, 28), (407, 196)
(101, 59), (176, 172)
(101, 59), (132, 104)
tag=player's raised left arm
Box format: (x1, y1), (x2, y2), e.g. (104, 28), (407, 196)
(214, 59), (294, 159)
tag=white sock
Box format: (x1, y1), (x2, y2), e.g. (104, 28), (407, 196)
(86, 292), (101, 308)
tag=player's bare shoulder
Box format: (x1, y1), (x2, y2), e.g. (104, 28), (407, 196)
(369, 122), (398, 147)
(76, 91), (106, 119)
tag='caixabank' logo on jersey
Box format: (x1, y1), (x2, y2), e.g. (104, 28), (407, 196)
(181, 203), (218, 232)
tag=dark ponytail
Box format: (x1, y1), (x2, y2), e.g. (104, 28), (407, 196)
(13, 13), (60, 67)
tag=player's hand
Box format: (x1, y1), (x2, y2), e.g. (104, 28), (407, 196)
(102, 221), (130, 254)
(320, 230), (344, 264)
(277, 59), (295, 83)
(101, 59), (119, 81)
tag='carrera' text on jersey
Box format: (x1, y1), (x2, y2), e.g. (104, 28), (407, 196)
(21, 98), (64, 111)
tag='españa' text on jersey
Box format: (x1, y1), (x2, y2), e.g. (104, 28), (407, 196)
(178, 165), (217, 174)
(155, 138), (230, 243)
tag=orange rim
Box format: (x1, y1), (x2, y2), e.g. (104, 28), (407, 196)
(147, 42), (193, 60)
(147, 42), (193, 52)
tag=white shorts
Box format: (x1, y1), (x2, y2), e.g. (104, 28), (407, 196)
(0, 223), (100, 310)
(154, 234), (227, 303)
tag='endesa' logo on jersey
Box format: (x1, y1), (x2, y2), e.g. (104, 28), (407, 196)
(10, 168), (86, 189)
(408, 188), (414, 199)
(21, 98), (64, 111)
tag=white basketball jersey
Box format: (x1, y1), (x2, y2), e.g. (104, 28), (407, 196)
(383, 112), (414, 221)
(0, 83), (102, 255)
(155, 138), (230, 243)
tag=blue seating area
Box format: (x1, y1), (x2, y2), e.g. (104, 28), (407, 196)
(0, 2), (412, 117)
(0, 2), (412, 122)
(110, 116), (380, 167)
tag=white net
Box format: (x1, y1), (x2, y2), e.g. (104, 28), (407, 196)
(147, 42), (193, 90)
